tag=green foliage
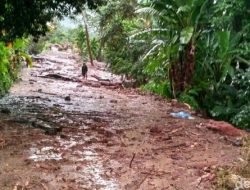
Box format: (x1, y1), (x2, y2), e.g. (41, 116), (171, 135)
(97, 0), (148, 82)
(179, 90), (200, 110)
(142, 80), (170, 97)
(203, 69), (250, 128)
(0, 0), (104, 42)
(0, 38), (31, 96)
(232, 105), (250, 129)
(0, 42), (11, 96)
(72, 25), (100, 60)
(28, 37), (48, 55)
(28, 23), (78, 55)
(95, 0), (250, 128)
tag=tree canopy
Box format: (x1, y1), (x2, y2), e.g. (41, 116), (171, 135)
(0, 0), (104, 41)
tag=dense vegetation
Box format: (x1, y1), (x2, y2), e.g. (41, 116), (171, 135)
(90, 0), (250, 128)
(0, 39), (30, 96)
(0, 0), (249, 129)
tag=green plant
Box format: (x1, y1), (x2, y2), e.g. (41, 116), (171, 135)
(0, 0), (104, 42)
(142, 80), (170, 97)
(0, 42), (11, 96)
(0, 38), (32, 96)
(232, 105), (250, 129)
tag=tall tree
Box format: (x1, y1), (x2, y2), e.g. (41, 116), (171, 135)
(82, 11), (94, 66)
(135, 0), (209, 96)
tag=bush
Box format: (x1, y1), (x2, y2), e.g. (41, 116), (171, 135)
(0, 39), (30, 96)
(142, 80), (170, 97)
(0, 42), (11, 96)
(197, 69), (250, 128)
(232, 104), (250, 129)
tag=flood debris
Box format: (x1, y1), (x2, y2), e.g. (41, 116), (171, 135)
(0, 47), (247, 190)
(170, 111), (194, 119)
(64, 95), (71, 101)
(129, 153), (136, 168)
(39, 73), (80, 82)
(31, 120), (62, 135)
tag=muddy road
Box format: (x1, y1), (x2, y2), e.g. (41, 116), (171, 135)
(0, 48), (245, 190)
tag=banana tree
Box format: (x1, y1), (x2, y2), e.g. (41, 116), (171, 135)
(136, 0), (209, 96)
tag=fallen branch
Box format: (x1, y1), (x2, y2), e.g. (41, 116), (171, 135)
(41, 183), (49, 190)
(81, 80), (121, 88)
(136, 174), (149, 190)
(129, 153), (136, 168)
(39, 74), (81, 83)
(39, 74), (71, 81)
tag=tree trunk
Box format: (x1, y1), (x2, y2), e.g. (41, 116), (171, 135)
(82, 11), (94, 66)
(170, 41), (195, 95)
(97, 39), (104, 61)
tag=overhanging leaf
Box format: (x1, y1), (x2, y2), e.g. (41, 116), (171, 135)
(180, 26), (194, 44)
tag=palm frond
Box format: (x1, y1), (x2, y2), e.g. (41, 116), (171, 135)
(142, 40), (164, 61)
(129, 28), (168, 39)
(135, 7), (159, 16)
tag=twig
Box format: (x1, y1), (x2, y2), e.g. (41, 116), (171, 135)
(129, 153), (136, 168)
(41, 183), (49, 190)
(136, 174), (149, 190)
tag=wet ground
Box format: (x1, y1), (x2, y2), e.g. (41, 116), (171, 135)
(0, 48), (246, 190)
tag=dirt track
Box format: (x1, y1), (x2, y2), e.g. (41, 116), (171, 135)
(0, 48), (245, 190)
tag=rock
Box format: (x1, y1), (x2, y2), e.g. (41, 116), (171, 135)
(1, 108), (11, 114)
(65, 96), (71, 101)
(45, 128), (58, 135)
(150, 126), (162, 133)
(110, 99), (118, 103)
(122, 80), (136, 88)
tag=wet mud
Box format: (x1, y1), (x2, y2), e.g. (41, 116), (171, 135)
(0, 48), (245, 190)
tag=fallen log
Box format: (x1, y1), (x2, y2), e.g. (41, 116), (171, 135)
(100, 81), (122, 87)
(39, 74), (81, 82)
(81, 80), (101, 88)
(81, 80), (121, 88)
(32, 55), (67, 64)
(91, 74), (110, 82)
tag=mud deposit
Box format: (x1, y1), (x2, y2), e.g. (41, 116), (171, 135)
(0, 48), (244, 190)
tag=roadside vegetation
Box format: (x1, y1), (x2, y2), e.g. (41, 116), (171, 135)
(96, 0), (250, 130)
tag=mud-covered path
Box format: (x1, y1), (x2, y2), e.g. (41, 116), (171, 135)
(0, 48), (245, 190)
